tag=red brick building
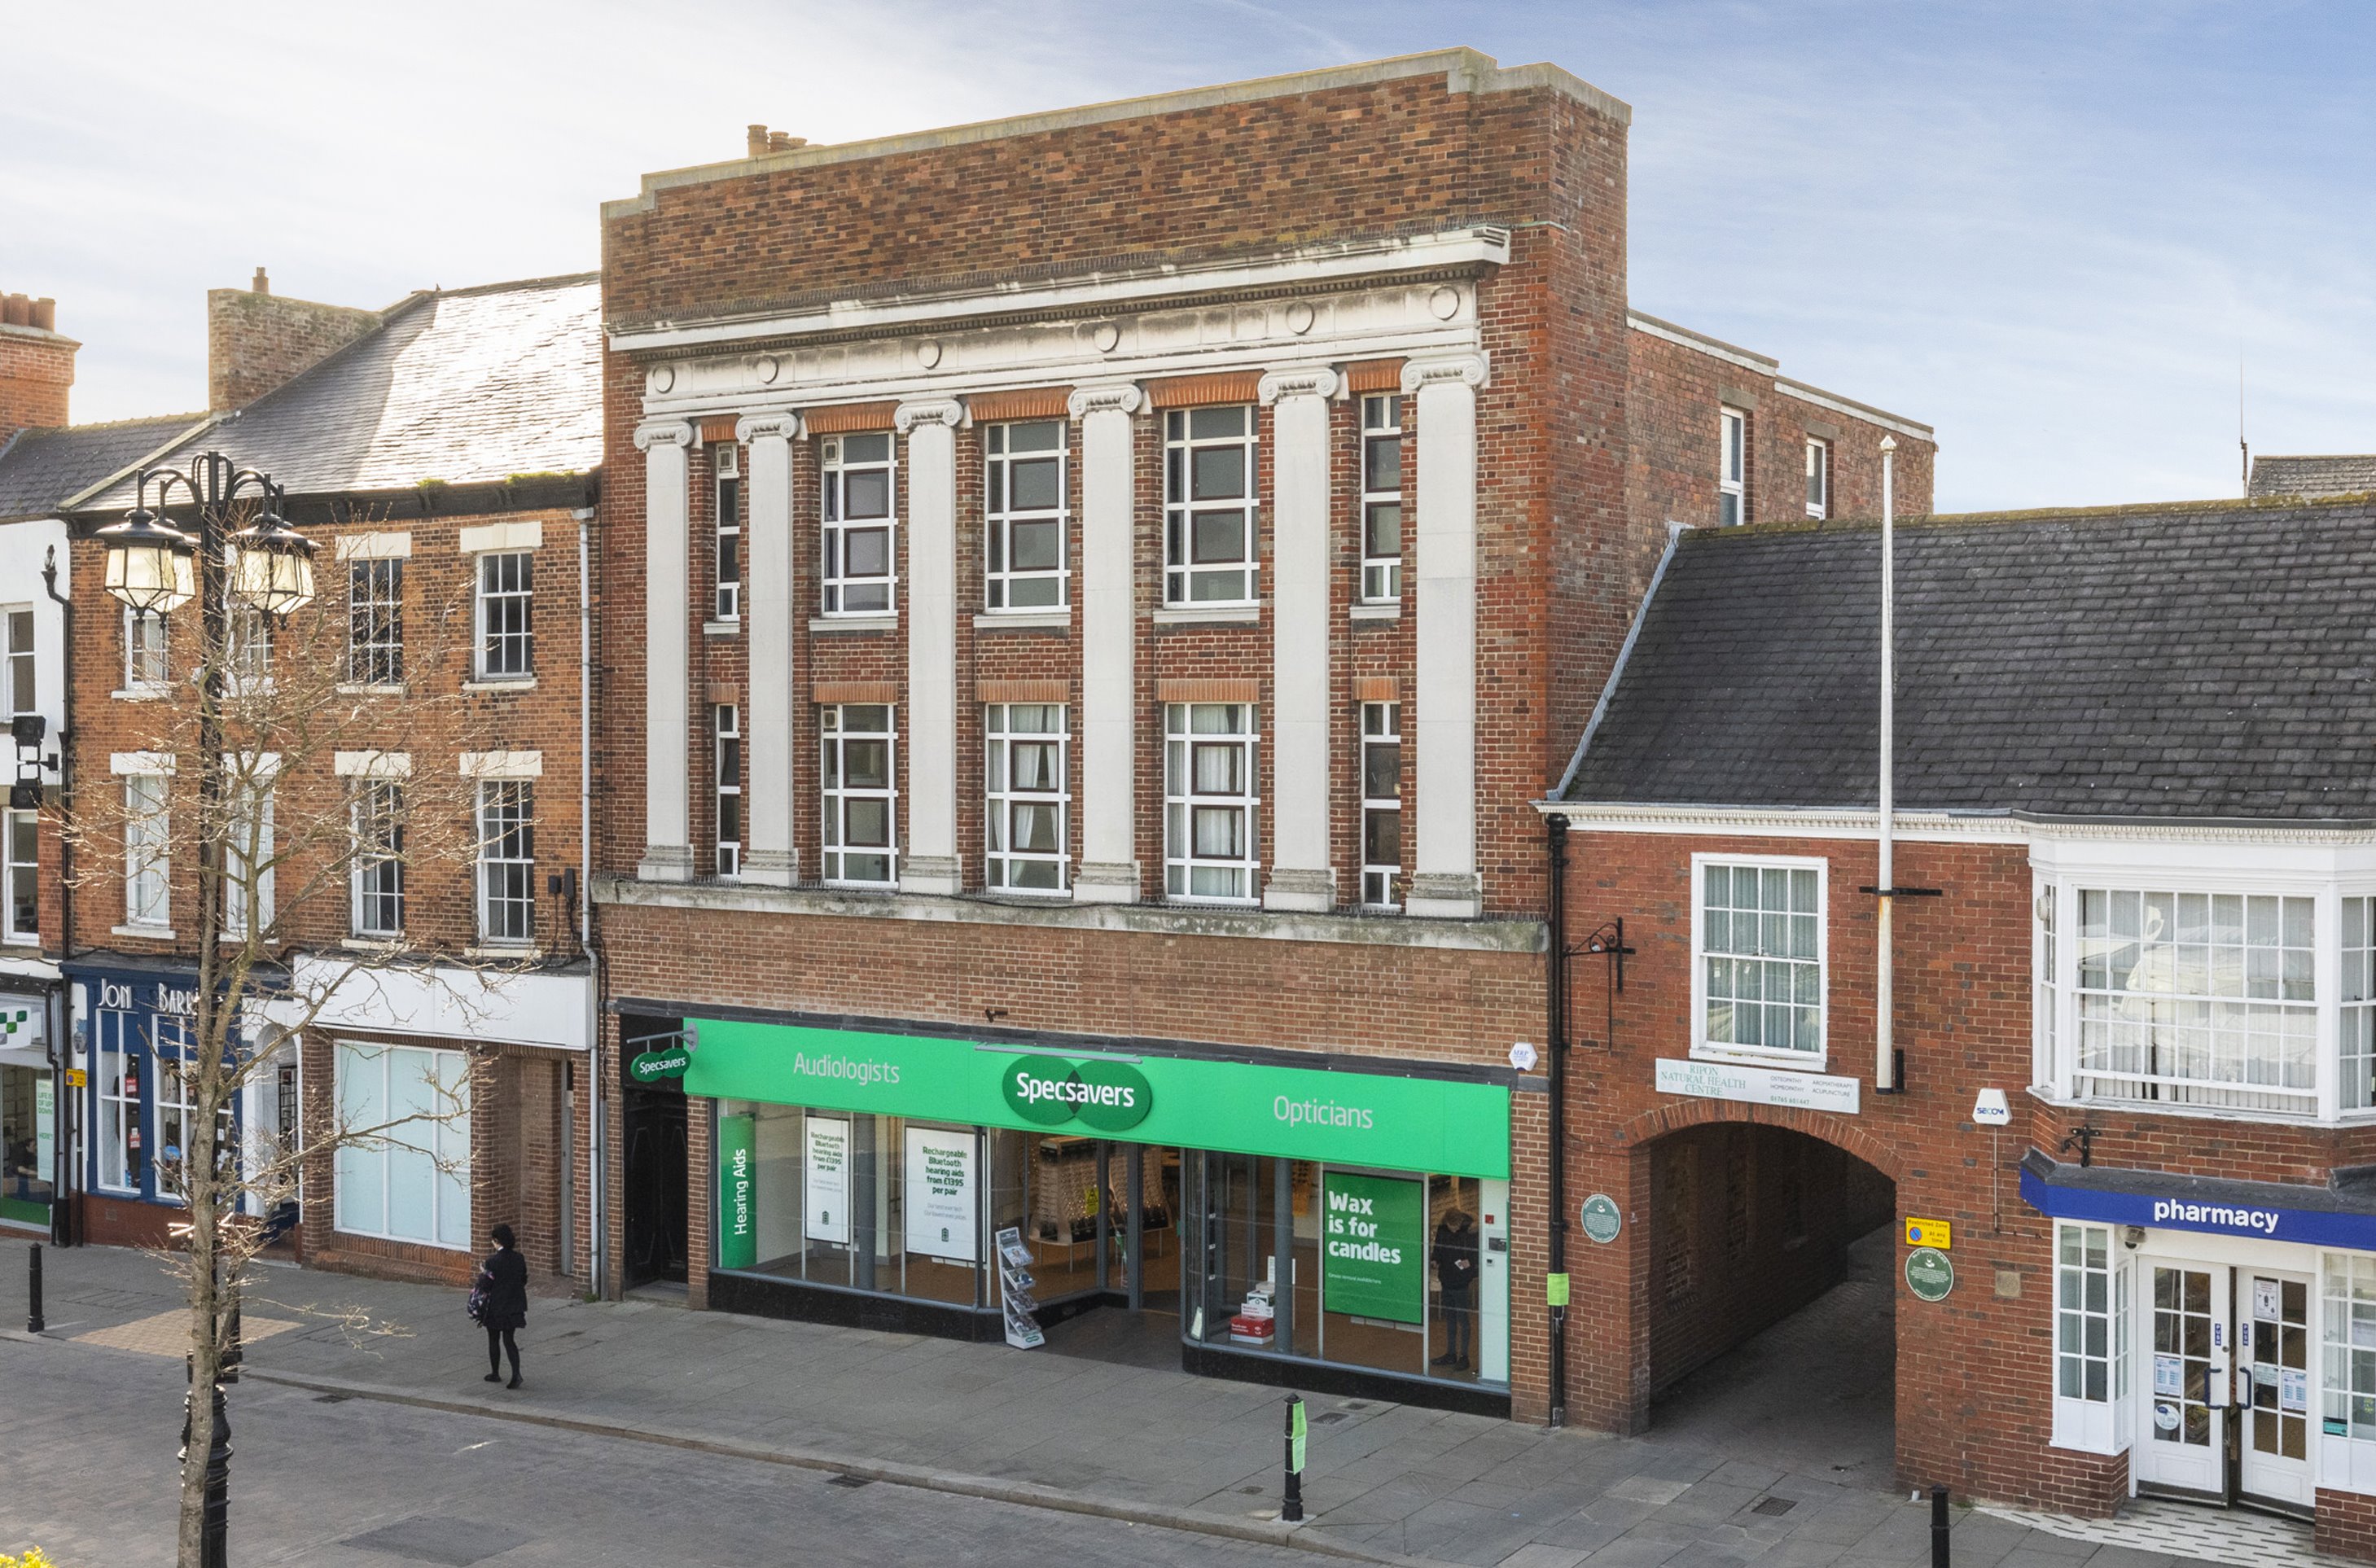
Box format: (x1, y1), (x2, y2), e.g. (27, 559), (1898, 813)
(45, 274), (603, 1294)
(590, 49), (1928, 1421)
(1553, 497), (2376, 1555)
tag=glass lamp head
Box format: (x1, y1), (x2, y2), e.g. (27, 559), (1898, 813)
(97, 508), (196, 614)
(229, 513), (317, 615)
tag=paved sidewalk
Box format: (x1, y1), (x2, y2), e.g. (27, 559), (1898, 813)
(0, 1236), (2310, 1567)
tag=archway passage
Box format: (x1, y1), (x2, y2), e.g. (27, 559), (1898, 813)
(1642, 1122), (1898, 1485)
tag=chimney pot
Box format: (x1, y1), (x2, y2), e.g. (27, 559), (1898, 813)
(2, 294), (27, 328)
(253, 267), (270, 295)
(30, 298), (55, 331)
(768, 131), (806, 151)
(747, 123), (769, 158)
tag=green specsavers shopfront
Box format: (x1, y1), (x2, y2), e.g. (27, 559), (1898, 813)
(657, 1014), (1515, 1413)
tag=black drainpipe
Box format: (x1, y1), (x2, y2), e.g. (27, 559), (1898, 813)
(1545, 812), (1569, 1427)
(41, 545), (76, 1246)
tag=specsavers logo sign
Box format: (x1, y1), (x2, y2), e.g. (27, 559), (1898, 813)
(1000, 1055), (1152, 1132)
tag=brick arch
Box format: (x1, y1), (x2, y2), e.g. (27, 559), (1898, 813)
(1607, 1096), (1906, 1185)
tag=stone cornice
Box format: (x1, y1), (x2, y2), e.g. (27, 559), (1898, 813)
(1257, 366), (1340, 405)
(593, 872), (1545, 953)
(1067, 382), (1145, 420)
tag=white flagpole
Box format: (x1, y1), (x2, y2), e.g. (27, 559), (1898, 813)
(1877, 436), (1898, 1093)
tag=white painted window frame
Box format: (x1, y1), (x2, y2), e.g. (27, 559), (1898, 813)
(713, 703), (741, 879)
(1359, 394), (1404, 603)
(820, 432), (898, 616)
(349, 778), (405, 939)
(123, 607), (169, 693)
(1689, 851), (1829, 1070)
(2, 808), (34, 945)
(1164, 702), (1260, 904)
(348, 557), (404, 685)
(820, 703), (898, 887)
(473, 550), (533, 681)
(476, 779), (535, 946)
(715, 442), (743, 622)
(222, 767), (275, 941)
(2049, 1220), (2128, 1455)
(123, 770), (170, 930)
(983, 420), (1070, 611)
(1804, 436), (1830, 519)
(95, 1010), (138, 1194)
(1162, 405), (1260, 607)
(3, 604), (35, 717)
(984, 702), (1068, 894)
(1360, 699), (1401, 909)
(1718, 406), (1747, 528)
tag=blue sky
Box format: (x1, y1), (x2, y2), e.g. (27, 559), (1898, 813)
(5, 2), (2369, 511)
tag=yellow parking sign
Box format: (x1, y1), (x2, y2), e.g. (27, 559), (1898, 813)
(1905, 1217), (1952, 1250)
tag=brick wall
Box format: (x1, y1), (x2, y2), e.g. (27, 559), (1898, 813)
(207, 286), (380, 414)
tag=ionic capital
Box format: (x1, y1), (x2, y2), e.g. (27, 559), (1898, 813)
(633, 419), (694, 453)
(1257, 366), (1340, 406)
(893, 397), (967, 434)
(734, 410), (801, 445)
(1067, 382), (1145, 420)
(1400, 353), (1491, 395)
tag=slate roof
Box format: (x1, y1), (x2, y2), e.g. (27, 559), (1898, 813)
(2250, 453), (2376, 499)
(0, 414), (210, 522)
(80, 273), (602, 510)
(1561, 497), (2376, 821)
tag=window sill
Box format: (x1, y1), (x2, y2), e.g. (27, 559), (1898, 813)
(463, 677), (537, 693)
(703, 619), (742, 638)
(335, 683), (406, 697)
(464, 944), (544, 962)
(809, 615), (898, 634)
(1165, 895), (1260, 910)
(973, 611), (1071, 631)
(341, 935), (405, 953)
(2, 935), (39, 948)
(1689, 1045), (1832, 1074)
(112, 687), (170, 703)
(112, 924), (176, 941)
(1153, 605), (1260, 626)
(1348, 602), (1402, 622)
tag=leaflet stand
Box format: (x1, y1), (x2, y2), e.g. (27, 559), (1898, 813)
(996, 1224), (1044, 1349)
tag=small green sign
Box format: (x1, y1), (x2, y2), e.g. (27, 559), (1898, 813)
(1288, 1399), (1308, 1474)
(1545, 1272), (1571, 1307)
(1905, 1246), (1955, 1303)
(998, 1054), (1152, 1132)
(1580, 1194), (1622, 1245)
(1321, 1171), (1424, 1325)
(717, 1113), (756, 1270)
(630, 1048), (691, 1084)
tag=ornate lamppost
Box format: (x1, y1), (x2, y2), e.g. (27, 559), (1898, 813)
(95, 452), (312, 1568)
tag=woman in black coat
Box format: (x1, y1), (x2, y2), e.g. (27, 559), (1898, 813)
(480, 1224), (529, 1389)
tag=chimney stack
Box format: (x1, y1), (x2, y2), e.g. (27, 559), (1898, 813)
(208, 273), (379, 413)
(0, 287), (77, 444)
(747, 125), (807, 157)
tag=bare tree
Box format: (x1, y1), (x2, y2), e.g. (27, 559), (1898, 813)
(67, 487), (521, 1566)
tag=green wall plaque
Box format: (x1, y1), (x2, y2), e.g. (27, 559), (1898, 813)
(1580, 1194), (1622, 1244)
(1905, 1246), (1955, 1303)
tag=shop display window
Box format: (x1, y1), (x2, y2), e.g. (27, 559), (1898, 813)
(0, 1059), (55, 1223)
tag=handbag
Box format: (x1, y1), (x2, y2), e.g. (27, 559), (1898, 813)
(466, 1268), (493, 1325)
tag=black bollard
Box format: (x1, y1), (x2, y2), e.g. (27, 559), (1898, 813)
(1930, 1483), (1949, 1567)
(27, 1241), (43, 1334)
(1282, 1392), (1306, 1523)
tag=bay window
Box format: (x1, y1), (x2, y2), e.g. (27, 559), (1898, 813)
(2050, 1220), (2129, 1454)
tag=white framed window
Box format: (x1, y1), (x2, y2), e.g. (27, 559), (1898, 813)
(1360, 701), (1401, 908)
(1718, 406), (1747, 527)
(984, 421), (1067, 611)
(2073, 889), (2316, 1116)
(2, 810), (33, 944)
(125, 608), (169, 690)
(1692, 856), (1826, 1063)
(821, 703), (896, 886)
(96, 1011), (136, 1194)
(1804, 437), (1830, 519)
(151, 1018), (212, 1207)
(2049, 1221), (2129, 1454)
(349, 558), (403, 685)
(3, 607), (33, 716)
(713, 703), (741, 878)
(223, 773), (274, 940)
(2323, 1254), (2376, 1443)
(2345, 897), (2376, 1110)
(822, 432), (896, 615)
(476, 781), (534, 945)
(1164, 406), (1257, 604)
(1360, 396), (1404, 602)
(125, 772), (169, 928)
(334, 1040), (471, 1249)
(475, 551), (533, 680)
(2035, 881), (2059, 1090)
(985, 703), (1067, 892)
(1164, 703), (1258, 903)
(715, 442), (743, 621)
(349, 780), (405, 938)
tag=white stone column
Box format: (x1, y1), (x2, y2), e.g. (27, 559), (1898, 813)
(896, 397), (965, 896)
(1402, 354), (1488, 919)
(1258, 366), (1339, 912)
(736, 411), (800, 887)
(636, 418), (695, 882)
(1068, 382), (1145, 903)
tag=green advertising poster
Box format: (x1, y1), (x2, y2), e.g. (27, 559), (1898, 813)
(717, 1113), (757, 1271)
(1320, 1171), (1424, 1325)
(682, 1019), (1510, 1179)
